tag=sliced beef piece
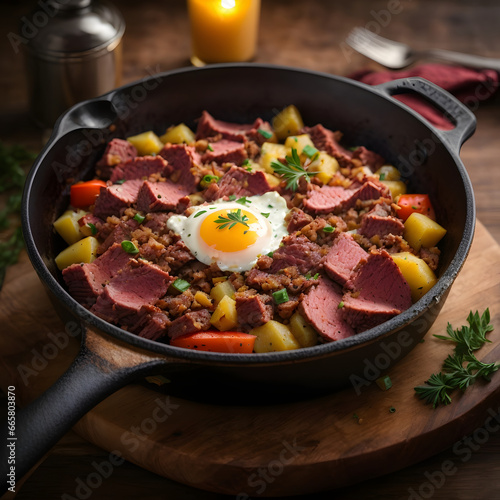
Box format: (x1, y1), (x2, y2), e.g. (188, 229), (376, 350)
(342, 249), (412, 332)
(204, 165), (274, 201)
(167, 309), (212, 340)
(235, 291), (273, 330)
(136, 180), (190, 212)
(302, 124), (354, 167)
(137, 309), (170, 341)
(91, 260), (173, 325)
(286, 208), (313, 232)
(269, 234), (323, 275)
(303, 180), (389, 215)
(324, 232), (367, 287)
(159, 143), (200, 193)
(196, 111), (272, 145)
(98, 219), (139, 253)
(298, 278), (355, 342)
(109, 155), (169, 183)
(201, 139), (248, 166)
(245, 268), (290, 292)
(351, 146), (385, 171)
(93, 179), (142, 219)
(359, 204), (405, 239)
(62, 243), (131, 306)
(96, 138), (137, 179)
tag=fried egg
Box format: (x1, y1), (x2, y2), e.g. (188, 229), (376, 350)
(167, 192), (289, 272)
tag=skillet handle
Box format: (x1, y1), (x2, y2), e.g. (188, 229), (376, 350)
(374, 77), (477, 152)
(0, 326), (180, 495)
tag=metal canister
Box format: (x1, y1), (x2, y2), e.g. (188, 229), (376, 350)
(23, 0), (125, 128)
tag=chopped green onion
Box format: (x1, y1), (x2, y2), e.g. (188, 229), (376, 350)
(87, 222), (97, 235)
(236, 196), (251, 205)
(322, 225), (335, 233)
(203, 174), (219, 183)
(338, 301), (344, 309)
(121, 240), (139, 255)
(245, 167), (253, 172)
(172, 278), (190, 292)
(207, 143), (214, 152)
(302, 144), (320, 160)
(267, 251), (274, 257)
(115, 179), (126, 185)
(376, 375), (392, 391)
(272, 288), (289, 304)
(194, 210), (207, 218)
(258, 128), (273, 139)
(133, 213), (145, 224)
(242, 158), (251, 166)
(261, 212), (270, 218)
(379, 173), (386, 181)
(229, 195), (236, 201)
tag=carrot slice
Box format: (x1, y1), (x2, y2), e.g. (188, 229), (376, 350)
(171, 331), (256, 353)
(70, 180), (107, 208)
(397, 194), (436, 221)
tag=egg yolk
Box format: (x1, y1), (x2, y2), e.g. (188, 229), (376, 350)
(200, 208), (260, 252)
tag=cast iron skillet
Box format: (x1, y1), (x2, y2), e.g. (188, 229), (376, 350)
(2, 64), (476, 492)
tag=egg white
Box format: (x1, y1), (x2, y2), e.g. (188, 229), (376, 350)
(167, 192), (289, 272)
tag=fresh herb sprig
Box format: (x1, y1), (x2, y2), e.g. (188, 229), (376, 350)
(271, 148), (317, 192)
(415, 309), (498, 408)
(214, 209), (249, 230)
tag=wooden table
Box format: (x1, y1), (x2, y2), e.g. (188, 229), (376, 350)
(1, 0), (499, 498)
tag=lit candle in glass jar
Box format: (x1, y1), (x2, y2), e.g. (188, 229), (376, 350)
(187, 0), (261, 66)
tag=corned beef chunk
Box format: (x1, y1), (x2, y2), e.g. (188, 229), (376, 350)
(98, 219), (139, 253)
(96, 138), (137, 179)
(299, 278), (355, 342)
(93, 179), (142, 219)
(342, 249), (412, 332)
(352, 146), (385, 171)
(204, 165), (274, 201)
(304, 179), (390, 215)
(324, 233), (367, 287)
(359, 204), (404, 239)
(302, 124), (354, 167)
(62, 243), (131, 306)
(142, 212), (172, 234)
(269, 234), (323, 275)
(78, 213), (104, 234)
(138, 310), (170, 341)
(162, 239), (195, 272)
(235, 291), (273, 330)
(167, 309), (212, 340)
(109, 155), (169, 183)
(136, 180), (190, 212)
(286, 208), (313, 233)
(159, 143), (199, 193)
(91, 260), (173, 325)
(201, 139), (248, 166)
(196, 111), (273, 145)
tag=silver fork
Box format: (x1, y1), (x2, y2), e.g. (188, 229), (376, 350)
(346, 27), (500, 71)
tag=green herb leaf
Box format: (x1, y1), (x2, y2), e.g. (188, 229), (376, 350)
(302, 144), (320, 160)
(272, 288), (289, 304)
(87, 222), (97, 235)
(133, 213), (145, 224)
(236, 196), (251, 205)
(242, 158), (251, 167)
(172, 278), (190, 292)
(214, 209), (249, 230)
(207, 143), (214, 152)
(194, 210), (207, 218)
(322, 225), (335, 233)
(121, 240), (139, 255)
(258, 128), (273, 139)
(271, 148), (318, 192)
(115, 179), (126, 185)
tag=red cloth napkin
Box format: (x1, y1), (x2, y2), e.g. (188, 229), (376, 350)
(349, 64), (499, 129)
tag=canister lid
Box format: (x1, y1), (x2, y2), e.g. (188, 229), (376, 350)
(25, 0), (125, 57)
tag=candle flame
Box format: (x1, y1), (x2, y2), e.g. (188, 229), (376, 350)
(221, 0), (236, 9)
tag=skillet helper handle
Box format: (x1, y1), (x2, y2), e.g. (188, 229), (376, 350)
(0, 327), (172, 495)
(374, 77), (477, 152)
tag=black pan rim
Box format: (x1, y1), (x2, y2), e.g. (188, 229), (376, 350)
(21, 62), (476, 366)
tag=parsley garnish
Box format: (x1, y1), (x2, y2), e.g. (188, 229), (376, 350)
(415, 309), (498, 408)
(258, 128), (273, 139)
(214, 209), (249, 230)
(236, 196), (251, 205)
(242, 158), (251, 167)
(271, 148), (318, 191)
(207, 143), (214, 152)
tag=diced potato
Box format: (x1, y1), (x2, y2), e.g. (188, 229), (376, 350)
(246, 161), (281, 187)
(188, 193), (205, 206)
(352, 165), (375, 178)
(289, 312), (318, 348)
(284, 134), (315, 157)
(391, 252), (438, 302)
(383, 180), (407, 199)
(194, 290), (213, 308)
(126, 131), (163, 156)
(210, 295), (238, 331)
(272, 105), (304, 140)
(53, 209), (88, 245)
(160, 123), (195, 145)
(251, 320), (300, 353)
(308, 152), (339, 184)
(55, 236), (99, 271)
(375, 165), (401, 181)
(259, 142), (288, 173)
(209, 280), (235, 305)
(404, 212), (447, 251)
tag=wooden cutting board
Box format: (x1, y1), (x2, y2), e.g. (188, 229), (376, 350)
(1, 221), (500, 497)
